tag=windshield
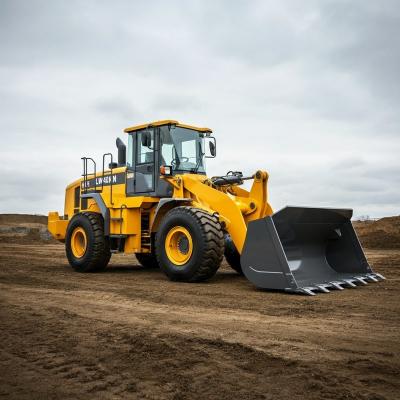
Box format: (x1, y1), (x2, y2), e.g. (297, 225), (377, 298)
(160, 126), (206, 174)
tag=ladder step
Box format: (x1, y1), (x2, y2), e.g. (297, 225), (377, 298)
(109, 234), (127, 238)
(140, 213), (151, 251)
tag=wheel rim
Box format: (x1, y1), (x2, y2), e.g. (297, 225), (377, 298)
(165, 226), (193, 266)
(71, 227), (87, 258)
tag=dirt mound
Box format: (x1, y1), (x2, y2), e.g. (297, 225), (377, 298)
(0, 214), (47, 225)
(354, 216), (400, 249)
(0, 214), (56, 244)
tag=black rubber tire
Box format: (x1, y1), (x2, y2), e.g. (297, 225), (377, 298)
(224, 234), (243, 275)
(135, 252), (159, 268)
(155, 206), (224, 282)
(65, 212), (111, 272)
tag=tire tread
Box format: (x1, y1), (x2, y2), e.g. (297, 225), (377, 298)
(66, 212), (110, 272)
(155, 206), (224, 282)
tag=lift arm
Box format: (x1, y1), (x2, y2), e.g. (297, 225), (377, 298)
(165, 171), (273, 253)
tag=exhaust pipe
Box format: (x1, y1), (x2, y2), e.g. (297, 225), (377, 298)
(241, 206), (385, 295)
(116, 137), (126, 167)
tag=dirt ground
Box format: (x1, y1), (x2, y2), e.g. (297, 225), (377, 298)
(353, 217), (400, 250)
(0, 219), (399, 399)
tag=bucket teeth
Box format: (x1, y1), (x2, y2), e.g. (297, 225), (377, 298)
(315, 284), (330, 293)
(299, 287), (317, 296)
(342, 279), (357, 288)
(366, 274), (379, 282)
(367, 273), (386, 282)
(330, 281), (344, 290)
(294, 273), (384, 296)
(354, 276), (368, 285)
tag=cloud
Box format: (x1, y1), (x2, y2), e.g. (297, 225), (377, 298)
(0, 0), (399, 217)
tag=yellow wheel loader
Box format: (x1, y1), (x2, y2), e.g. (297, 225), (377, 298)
(48, 120), (384, 295)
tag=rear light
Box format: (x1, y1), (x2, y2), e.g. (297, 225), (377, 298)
(160, 165), (172, 175)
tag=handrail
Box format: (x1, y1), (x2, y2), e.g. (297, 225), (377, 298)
(102, 153), (114, 205)
(81, 157), (97, 193)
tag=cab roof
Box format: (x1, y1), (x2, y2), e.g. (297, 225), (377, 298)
(124, 120), (212, 134)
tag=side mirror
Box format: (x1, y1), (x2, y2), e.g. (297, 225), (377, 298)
(209, 141), (216, 157)
(205, 137), (216, 158)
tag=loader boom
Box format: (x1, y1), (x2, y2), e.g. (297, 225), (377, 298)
(162, 170), (273, 253)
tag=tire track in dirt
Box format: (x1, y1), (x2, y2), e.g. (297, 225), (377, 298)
(2, 300), (394, 400)
(1, 283), (398, 365)
(1, 243), (399, 399)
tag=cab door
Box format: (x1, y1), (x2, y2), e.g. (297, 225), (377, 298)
(134, 129), (155, 193)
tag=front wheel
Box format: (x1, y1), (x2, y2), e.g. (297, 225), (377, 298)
(224, 234), (243, 275)
(155, 207), (224, 282)
(65, 212), (111, 272)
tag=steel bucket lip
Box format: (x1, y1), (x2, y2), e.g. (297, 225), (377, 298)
(287, 272), (385, 295)
(272, 206), (353, 223)
(295, 271), (370, 287)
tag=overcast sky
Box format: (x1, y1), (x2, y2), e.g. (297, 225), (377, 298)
(0, 0), (399, 218)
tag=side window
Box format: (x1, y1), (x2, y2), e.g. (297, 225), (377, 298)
(161, 143), (173, 165)
(137, 130), (154, 164)
(160, 128), (173, 165)
(182, 140), (196, 162)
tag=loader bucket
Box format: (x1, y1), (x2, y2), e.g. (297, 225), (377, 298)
(241, 207), (385, 295)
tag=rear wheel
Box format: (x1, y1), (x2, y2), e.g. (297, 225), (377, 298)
(135, 252), (159, 268)
(224, 234), (243, 275)
(155, 207), (224, 282)
(65, 212), (111, 272)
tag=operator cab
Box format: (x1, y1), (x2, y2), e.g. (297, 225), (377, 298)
(123, 120), (216, 197)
